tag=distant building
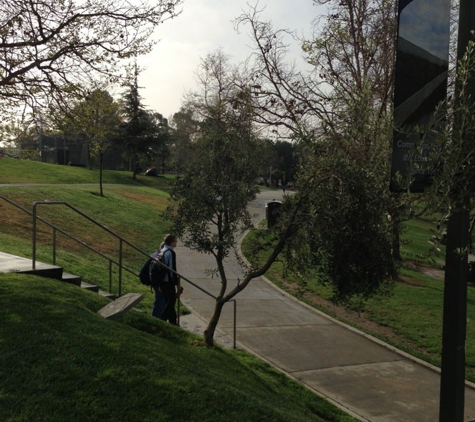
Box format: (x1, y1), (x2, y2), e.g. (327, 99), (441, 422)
(38, 134), (87, 166)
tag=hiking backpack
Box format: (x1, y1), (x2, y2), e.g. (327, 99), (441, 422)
(139, 250), (168, 288)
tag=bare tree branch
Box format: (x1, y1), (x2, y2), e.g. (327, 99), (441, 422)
(0, 0), (182, 112)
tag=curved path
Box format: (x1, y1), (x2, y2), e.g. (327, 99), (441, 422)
(178, 190), (475, 422)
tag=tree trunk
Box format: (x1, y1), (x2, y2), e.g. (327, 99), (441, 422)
(87, 142), (92, 170)
(132, 157), (140, 180)
(204, 299), (226, 347)
(391, 214), (402, 262)
(99, 152), (104, 197)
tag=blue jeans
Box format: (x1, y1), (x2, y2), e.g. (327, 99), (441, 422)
(152, 287), (167, 319)
(159, 282), (177, 325)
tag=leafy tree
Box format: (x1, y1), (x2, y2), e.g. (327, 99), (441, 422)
(54, 89), (121, 196)
(1, 114), (48, 159)
(283, 88), (398, 308)
(120, 73), (152, 176)
(150, 112), (172, 174)
(424, 39), (475, 250)
(119, 71), (169, 177)
(0, 0), (182, 115)
(168, 108), (200, 174)
(170, 51), (295, 347)
(173, 1), (405, 344)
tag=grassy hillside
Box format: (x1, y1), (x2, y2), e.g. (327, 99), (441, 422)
(1, 275), (355, 422)
(0, 159), (356, 421)
(0, 157), (174, 187)
(0, 160), (175, 310)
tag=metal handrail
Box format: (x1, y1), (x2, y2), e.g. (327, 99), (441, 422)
(1, 195), (237, 348)
(30, 200), (216, 295)
(33, 201), (134, 296)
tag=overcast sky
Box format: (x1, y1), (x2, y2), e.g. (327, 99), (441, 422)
(137, 0), (322, 119)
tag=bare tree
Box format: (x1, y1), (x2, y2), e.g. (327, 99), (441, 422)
(235, 1), (397, 140)
(0, 0), (182, 114)
(234, 3), (402, 299)
(236, 2), (425, 263)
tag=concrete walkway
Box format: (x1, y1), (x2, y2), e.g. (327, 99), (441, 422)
(178, 190), (475, 422)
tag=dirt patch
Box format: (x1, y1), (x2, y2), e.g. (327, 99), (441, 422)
(120, 191), (169, 207)
(302, 291), (401, 339)
(406, 261), (446, 282)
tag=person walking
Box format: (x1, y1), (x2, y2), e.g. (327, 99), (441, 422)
(282, 175), (287, 193)
(151, 234), (181, 325)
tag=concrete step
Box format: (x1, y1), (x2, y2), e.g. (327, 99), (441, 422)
(1, 251), (116, 301)
(0, 252), (63, 280)
(80, 281), (99, 292)
(99, 289), (116, 300)
(61, 272), (82, 286)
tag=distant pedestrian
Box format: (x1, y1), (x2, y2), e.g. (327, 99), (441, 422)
(151, 234), (181, 325)
(282, 176), (287, 193)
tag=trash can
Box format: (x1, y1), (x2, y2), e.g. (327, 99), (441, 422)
(266, 200), (282, 229)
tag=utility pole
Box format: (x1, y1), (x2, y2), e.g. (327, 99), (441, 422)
(439, 211), (469, 421)
(438, 1), (475, 420)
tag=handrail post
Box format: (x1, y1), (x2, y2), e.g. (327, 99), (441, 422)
(118, 239), (123, 297)
(52, 227), (57, 265)
(32, 203), (37, 270)
(232, 300), (237, 349)
(177, 278), (182, 326)
(109, 261), (112, 293)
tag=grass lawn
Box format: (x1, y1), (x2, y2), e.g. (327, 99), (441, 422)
(0, 275), (356, 422)
(399, 214), (446, 266)
(0, 183), (174, 313)
(0, 157), (175, 188)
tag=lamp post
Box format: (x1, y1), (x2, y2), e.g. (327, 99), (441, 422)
(438, 1), (474, 421)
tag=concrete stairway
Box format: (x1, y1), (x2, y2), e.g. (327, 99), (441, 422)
(0, 251), (115, 299)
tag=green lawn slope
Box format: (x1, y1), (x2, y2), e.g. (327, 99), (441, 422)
(0, 274), (355, 422)
(0, 157), (174, 188)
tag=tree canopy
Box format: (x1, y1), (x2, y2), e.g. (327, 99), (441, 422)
(235, 1), (399, 291)
(171, 52), (271, 346)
